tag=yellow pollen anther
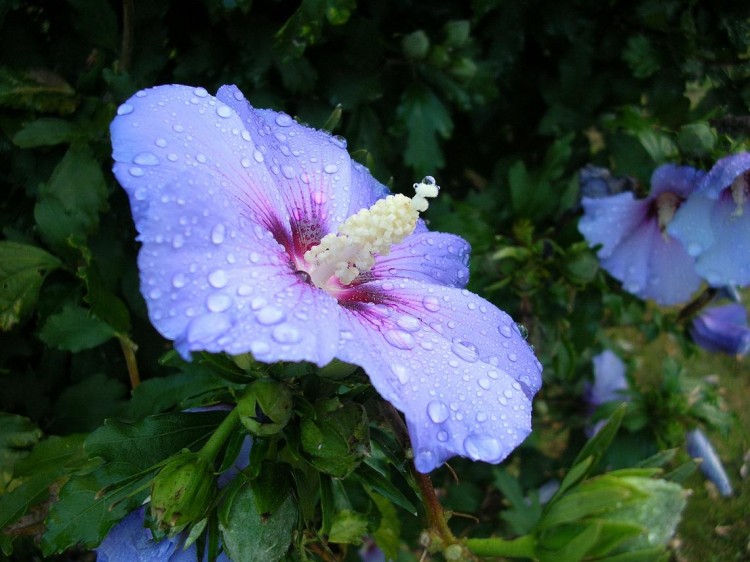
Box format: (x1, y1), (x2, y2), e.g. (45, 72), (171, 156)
(731, 174), (748, 217)
(304, 177), (440, 287)
(656, 191), (681, 235)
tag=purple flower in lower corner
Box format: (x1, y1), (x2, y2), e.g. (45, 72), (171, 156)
(110, 84), (542, 473)
(578, 164), (704, 305)
(690, 303), (750, 356)
(685, 429), (733, 497)
(584, 350), (630, 435)
(668, 153), (750, 287)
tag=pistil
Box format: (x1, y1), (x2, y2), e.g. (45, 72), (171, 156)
(304, 177), (440, 288)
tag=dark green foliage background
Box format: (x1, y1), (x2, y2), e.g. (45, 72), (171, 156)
(1, 0), (749, 560)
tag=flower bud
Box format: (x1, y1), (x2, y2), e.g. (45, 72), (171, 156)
(150, 452), (216, 534)
(237, 379), (293, 436)
(402, 30), (430, 60)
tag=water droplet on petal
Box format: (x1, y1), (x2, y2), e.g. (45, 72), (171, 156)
(391, 364), (410, 384)
(172, 235), (184, 249)
(216, 105), (232, 118)
(464, 434), (502, 462)
(250, 297), (267, 310)
(499, 325), (512, 338)
(451, 339), (479, 363)
(193, 87), (208, 97)
(207, 293), (232, 312)
(396, 315), (421, 333)
(508, 352), (518, 362)
(187, 313), (231, 343)
(422, 175), (436, 186)
(504, 388), (514, 398)
(476, 412), (488, 423)
(323, 163), (338, 174)
(253, 150), (264, 163)
(384, 329), (415, 350)
(117, 103), (134, 115)
(211, 223), (226, 244)
(272, 324), (301, 344)
(257, 306), (285, 325)
(251, 340), (270, 355)
(129, 166), (144, 177)
(208, 269), (228, 288)
(275, 113), (293, 127)
(422, 295), (440, 312)
(427, 400), (450, 423)
(414, 449), (435, 472)
(281, 165), (296, 179)
(155, 138), (167, 148)
(437, 431), (449, 442)
(172, 273), (188, 288)
(478, 378), (490, 390)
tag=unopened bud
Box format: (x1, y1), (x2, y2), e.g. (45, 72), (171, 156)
(150, 452), (215, 534)
(237, 379), (293, 436)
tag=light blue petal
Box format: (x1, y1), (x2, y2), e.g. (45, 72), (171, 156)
(579, 193), (650, 259)
(586, 350), (629, 407)
(667, 192), (716, 258)
(686, 429), (733, 497)
(696, 152), (750, 199)
(369, 231), (471, 288)
(693, 195), (750, 287)
(336, 279), (542, 472)
(691, 303), (750, 355)
(649, 163), (703, 198)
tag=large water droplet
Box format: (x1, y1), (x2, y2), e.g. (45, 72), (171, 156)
(323, 163), (338, 174)
(211, 223), (226, 244)
(414, 449), (435, 473)
(275, 113), (293, 127)
(272, 324), (301, 344)
(133, 152), (159, 166)
(464, 434), (502, 462)
(422, 295), (440, 312)
(257, 306), (285, 325)
(384, 329), (415, 350)
(427, 400), (450, 423)
(129, 166), (144, 177)
(216, 105), (232, 118)
(396, 315), (421, 333)
(208, 269), (228, 288)
(207, 293), (232, 312)
(117, 103), (134, 115)
(451, 339), (479, 363)
(253, 150), (264, 163)
(281, 165), (296, 179)
(499, 325), (512, 338)
(478, 377), (491, 390)
(250, 297), (267, 310)
(391, 364), (410, 384)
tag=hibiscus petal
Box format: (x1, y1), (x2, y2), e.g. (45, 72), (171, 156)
(579, 193), (650, 259)
(667, 192), (716, 258)
(691, 303), (750, 355)
(216, 85), (389, 255)
(649, 163), (704, 198)
(642, 229), (702, 304)
(693, 195), (750, 286)
(134, 173), (340, 365)
(111, 85), (289, 239)
(369, 232), (471, 288)
(586, 350), (629, 408)
(336, 279), (541, 472)
(696, 152), (750, 199)
(96, 507), (186, 562)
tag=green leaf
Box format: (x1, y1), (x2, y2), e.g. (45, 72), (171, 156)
(0, 241), (62, 331)
(0, 66), (78, 114)
(397, 84), (453, 175)
(369, 492), (401, 562)
(352, 462), (417, 515)
(85, 411), (228, 474)
(52, 373), (128, 433)
(219, 479), (297, 562)
(39, 306), (116, 352)
(34, 145), (108, 251)
(328, 509), (368, 545)
(493, 467), (542, 535)
(12, 118), (77, 148)
(41, 465), (143, 554)
(0, 414), (42, 491)
(622, 35), (661, 79)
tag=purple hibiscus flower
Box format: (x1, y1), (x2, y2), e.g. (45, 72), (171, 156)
(690, 303), (750, 356)
(578, 164), (704, 305)
(668, 153), (750, 287)
(110, 84), (542, 473)
(685, 428), (733, 497)
(584, 350), (630, 435)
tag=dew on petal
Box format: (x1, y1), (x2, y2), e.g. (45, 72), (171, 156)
(171, 273), (188, 288)
(134, 152), (159, 166)
(208, 269), (228, 288)
(499, 325), (513, 338)
(275, 113), (293, 127)
(117, 103), (134, 115)
(216, 105), (233, 118)
(391, 363), (410, 384)
(396, 315), (421, 333)
(129, 166), (144, 177)
(272, 324), (302, 344)
(427, 400), (450, 423)
(323, 163), (338, 174)
(207, 293), (232, 312)
(211, 223), (226, 244)
(422, 295), (440, 312)
(250, 340), (270, 355)
(464, 434), (502, 462)
(256, 306), (285, 325)
(451, 339), (479, 363)
(383, 329), (415, 350)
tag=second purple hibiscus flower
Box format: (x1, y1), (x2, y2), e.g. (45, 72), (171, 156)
(110, 84), (542, 473)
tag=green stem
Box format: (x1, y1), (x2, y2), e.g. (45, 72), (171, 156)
(465, 535), (537, 559)
(198, 408), (240, 463)
(118, 335), (140, 389)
